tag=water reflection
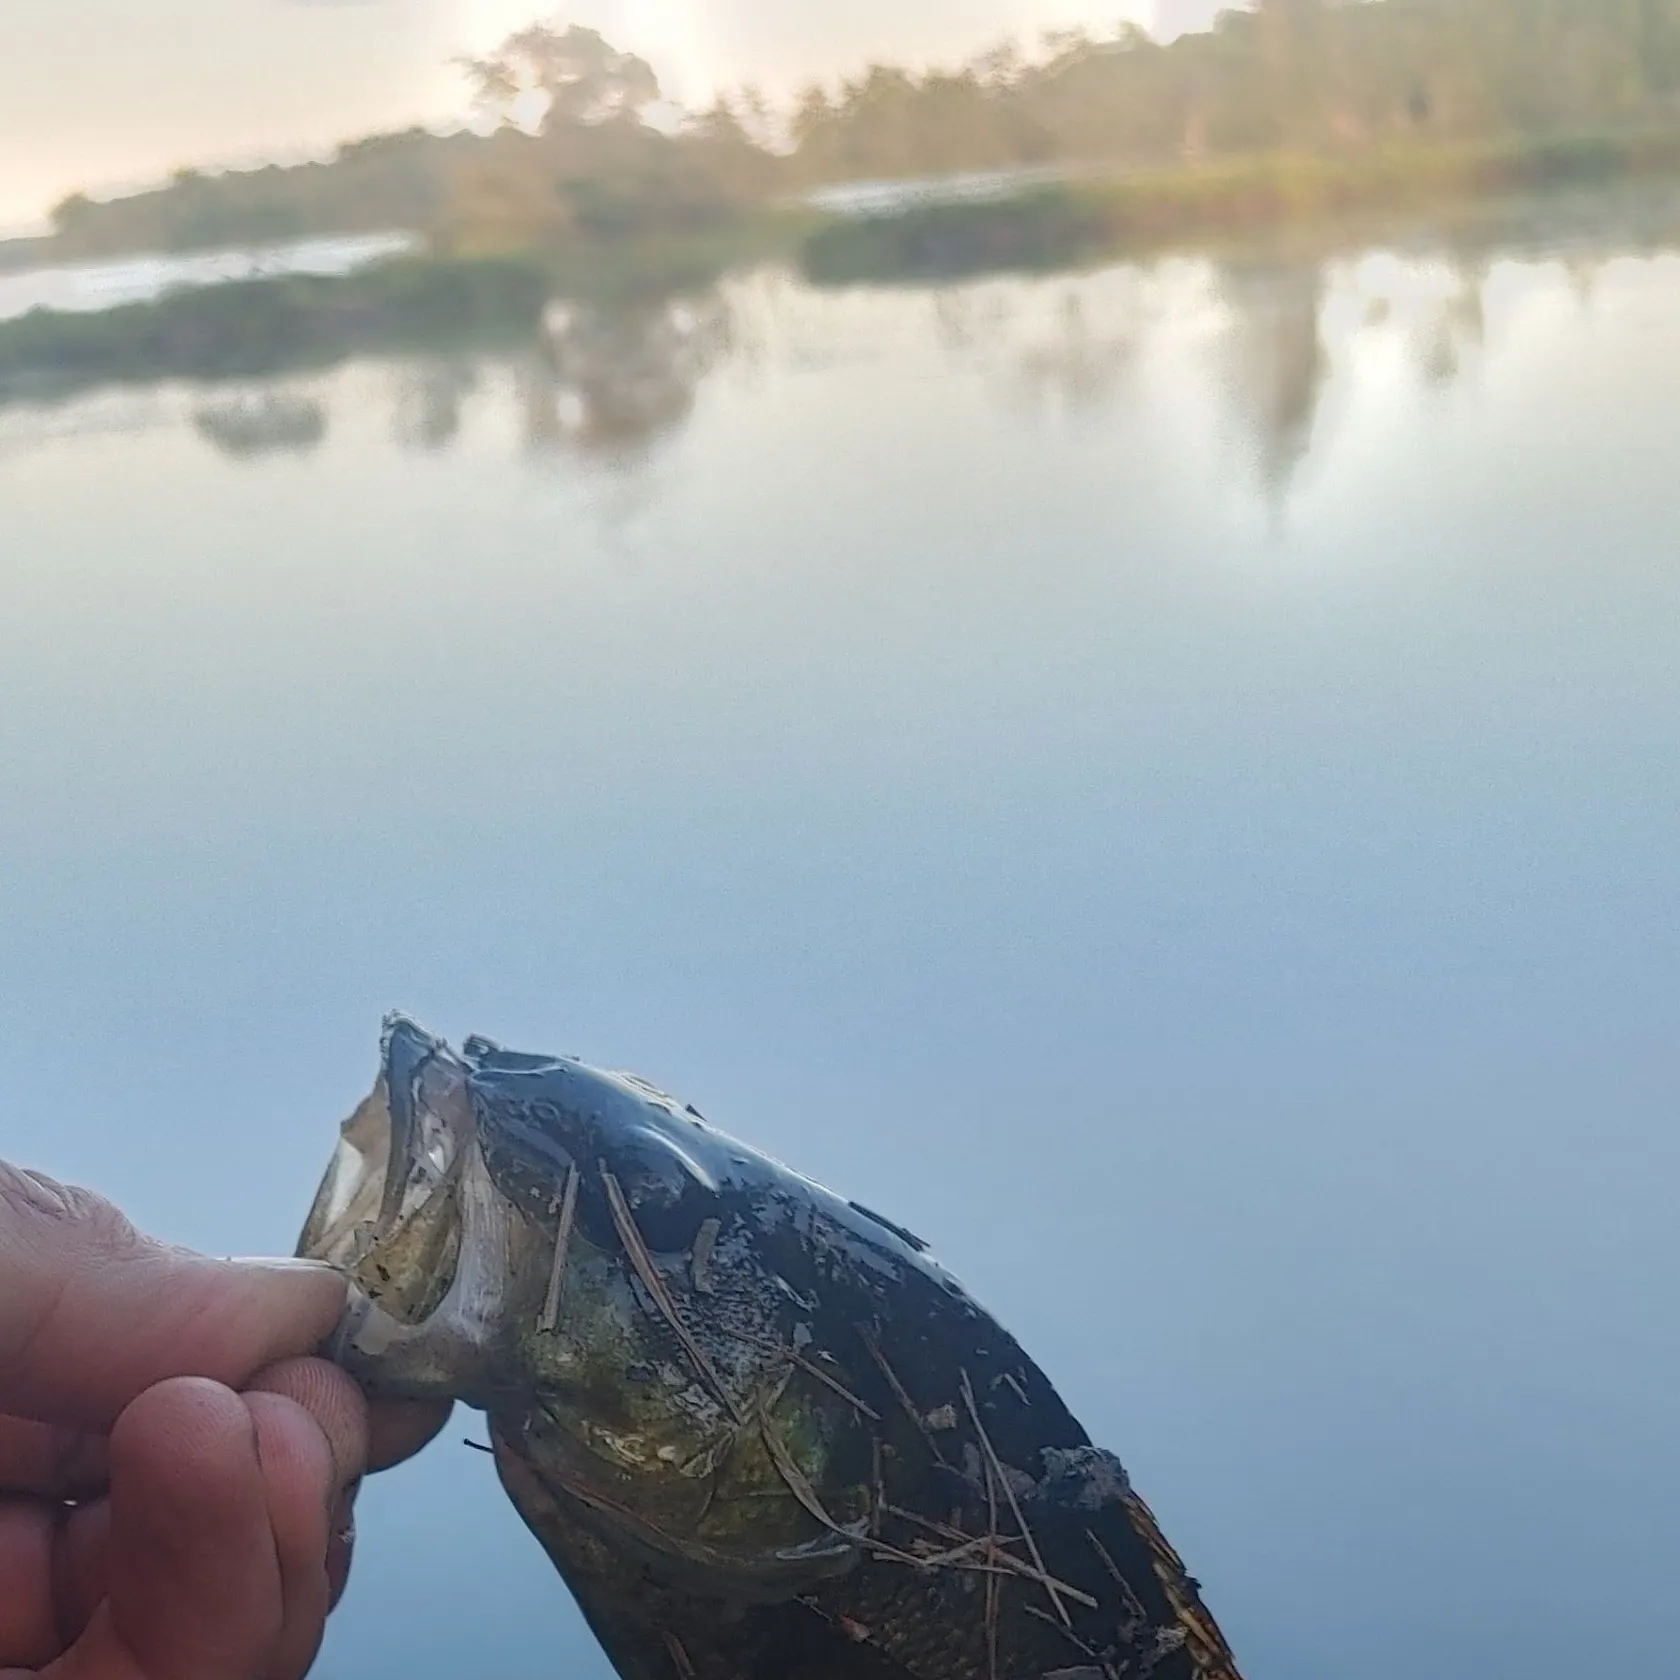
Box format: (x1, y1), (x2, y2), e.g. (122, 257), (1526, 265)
(519, 294), (732, 460)
(1415, 266), (1486, 386)
(936, 274), (1145, 418)
(1214, 259), (1329, 497)
(392, 360), (477, 453)
(12, 185), (1680, 500)
(0, 246), (1586, 494)
(192, 391), (329, 459)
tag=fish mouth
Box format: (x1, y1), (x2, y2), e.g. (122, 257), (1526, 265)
(301, 1020), (871, 1592)
(299, 1016), (504, 1390)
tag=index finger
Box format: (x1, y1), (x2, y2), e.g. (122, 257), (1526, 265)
(0, 1163), (348, 1430)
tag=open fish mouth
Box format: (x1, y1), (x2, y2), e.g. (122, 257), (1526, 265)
(299, 1018), (873, 1598)
(298, 1016), (517, 1400)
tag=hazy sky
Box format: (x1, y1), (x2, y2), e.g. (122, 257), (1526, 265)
(0, 0), (1169, 232)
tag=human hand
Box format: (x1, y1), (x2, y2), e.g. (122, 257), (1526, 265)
(0, 1161), (452, 1679)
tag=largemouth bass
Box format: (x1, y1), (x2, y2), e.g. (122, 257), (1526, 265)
(300, 1016), (1246, 1680)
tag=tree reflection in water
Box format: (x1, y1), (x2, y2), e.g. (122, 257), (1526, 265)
(19, 185), (1680, 499)
(518, 292), (732, 461)
(935, 271), (1147, 420)
(1212, 257), (1329, 503)
(392, 359), (478, 452)
(1410, 264), (1486, 385)
(192, 390), (328, 459)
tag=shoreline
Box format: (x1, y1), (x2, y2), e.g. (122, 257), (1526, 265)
(802, 129), (1680, 282)
(6, 129), (1680, 402)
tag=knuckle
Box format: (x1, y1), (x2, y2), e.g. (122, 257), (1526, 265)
(0, 1160), (143, 1265)
(0, 1164), (147, 1385)
(0, 1161), (80, 1220)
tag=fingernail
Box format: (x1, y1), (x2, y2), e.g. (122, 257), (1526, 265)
(225, 1256), (344, 1276)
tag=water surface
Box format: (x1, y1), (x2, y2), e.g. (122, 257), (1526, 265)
(0, 229), (416, 323)
(3, 203), (1678, 1679)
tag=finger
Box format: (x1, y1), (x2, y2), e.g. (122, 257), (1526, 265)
(367, 1398), (453, 1473)
(0, 1500), (110, 1668)
(0, 1391), (278, 1680)
(0, 1497), (58, 1667)
(245, 1360), (368, 1616)
(245, 1357), (449, 1477)
(244, 1393), (340, 1680)
(98, 1377), (286, 1680)
(245, 1361), (367, 1489)
(0, 1417), (106, 1499)
(0, 1162), (346, 1428)
(49, 1500), (111, 1652)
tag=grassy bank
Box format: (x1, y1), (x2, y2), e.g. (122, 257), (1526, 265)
(525, 211), (802, 300)
(0, 216), (803, 403)
(0, 253), (552, 397)
(7, 123), (1680, 401)
(801, 128), (1680, 284)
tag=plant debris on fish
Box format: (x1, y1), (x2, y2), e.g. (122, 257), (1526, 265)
(299, 1016), (1247, 1680)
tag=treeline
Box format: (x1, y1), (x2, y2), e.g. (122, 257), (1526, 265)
(53, 120), (771, 259)
(786, 0), (1680, 178)
(47, 26), (775, 261)
(46, 0), (1680, 261)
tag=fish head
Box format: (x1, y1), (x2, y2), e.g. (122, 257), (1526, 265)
(299, 1016), (878, 1595)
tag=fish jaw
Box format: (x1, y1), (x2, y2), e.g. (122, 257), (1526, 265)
(298, 1015), (520, 1404)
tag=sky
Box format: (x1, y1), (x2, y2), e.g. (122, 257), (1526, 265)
(0, 0), (1198, 234)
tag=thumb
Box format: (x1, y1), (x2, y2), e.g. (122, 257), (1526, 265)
(0, 1162), (347, 1429)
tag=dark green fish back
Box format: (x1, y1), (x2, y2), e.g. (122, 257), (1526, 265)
(792, 1261), (1241, 1680)
(496, 1207), (1243, 1680)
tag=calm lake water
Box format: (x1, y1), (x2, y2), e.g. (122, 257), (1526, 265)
(0, 230), (417, 324)
(3, 197), (1678, 1678)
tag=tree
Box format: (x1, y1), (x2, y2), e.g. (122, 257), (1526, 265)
(791, 84), (836, 146)
(461, 23), (661, 132)
(51, 193), (96, 239)
(970, 40), (1027, 92)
